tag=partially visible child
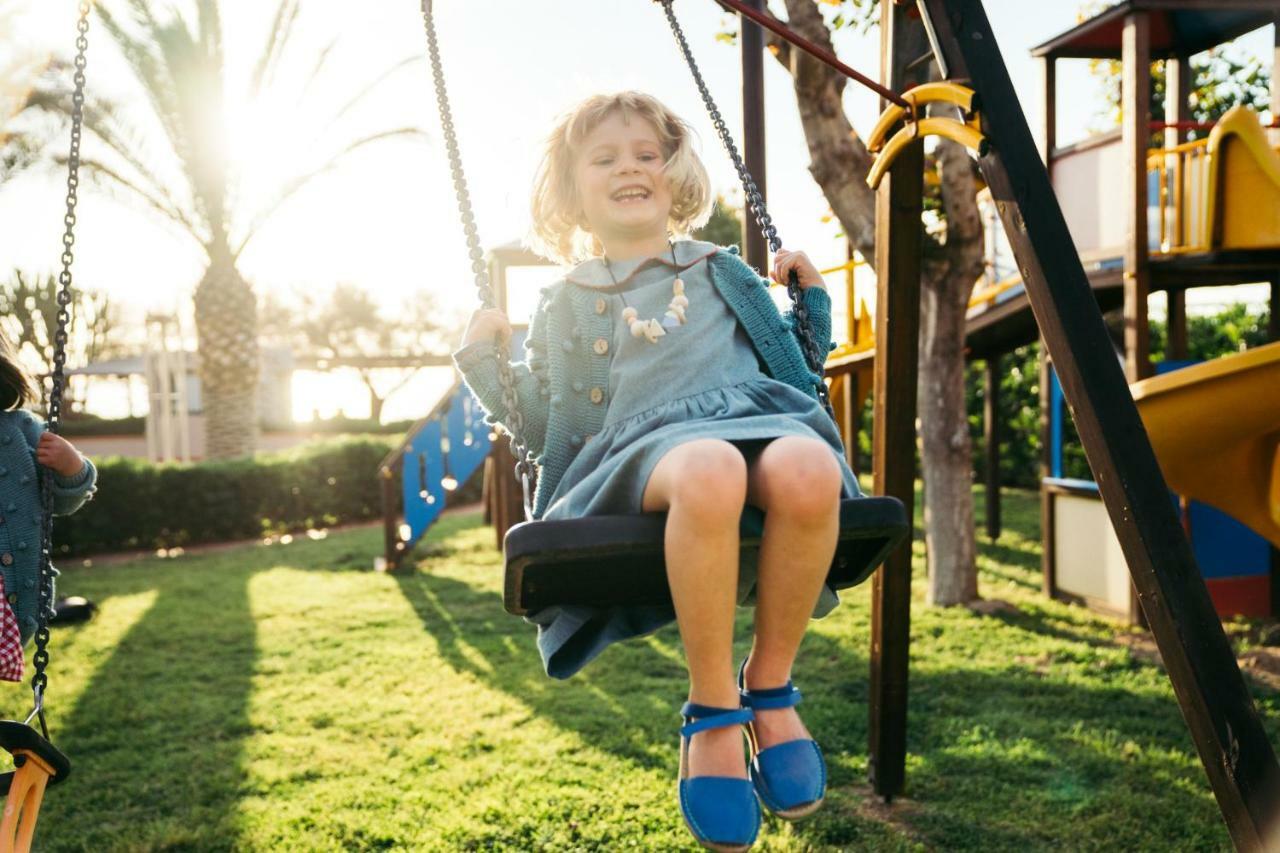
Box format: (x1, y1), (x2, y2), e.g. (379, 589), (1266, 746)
(0, 333), (97, 680)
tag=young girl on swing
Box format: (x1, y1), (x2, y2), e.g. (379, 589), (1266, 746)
(453, 91), (858, 852)
(0, 333), (97, 679)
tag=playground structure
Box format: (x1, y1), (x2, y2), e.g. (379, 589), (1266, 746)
(1016, 8), (1280, 625)
(375, 0), (1280, 848)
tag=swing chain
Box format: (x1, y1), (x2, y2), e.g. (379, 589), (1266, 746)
(30, 1), (91, 738)
(420, 1), (535, 518)
(658, 1), (832, 418)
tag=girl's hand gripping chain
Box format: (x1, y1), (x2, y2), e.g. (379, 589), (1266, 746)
(36, 431), (86, 478)
(461, 307), (513, 348)
(770, 249), (826, 292)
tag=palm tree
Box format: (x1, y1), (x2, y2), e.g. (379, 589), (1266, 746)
(7, 1), (423, 458)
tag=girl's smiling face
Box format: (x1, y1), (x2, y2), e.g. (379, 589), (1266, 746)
(574, 110), (673, 250)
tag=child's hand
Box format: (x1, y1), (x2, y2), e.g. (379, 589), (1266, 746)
(37, 432), (86, 478)
(461, 308), (512, 348)
(770, 249), (826, 291)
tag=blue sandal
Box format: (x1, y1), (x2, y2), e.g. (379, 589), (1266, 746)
(737, 660), (826, 820)
(677, 702), (761, 852)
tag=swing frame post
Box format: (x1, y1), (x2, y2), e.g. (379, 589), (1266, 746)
(867, 0), (929, 802)
(918, 0), (1280, 846)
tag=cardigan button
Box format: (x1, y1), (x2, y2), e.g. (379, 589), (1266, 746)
(0, 435), (9, 445)
(0, 467), (6, 476)
(561, 339), (574, 352)
(5, 593), (15, 605)
(0, 554), (11, 567)
(5, 503), (14, 512)
(19, 475), (29, 485)
(550, 394), (563, 405)
(570, 434), (583, 448)
(594, 297), (607, 315)
(593, 337), (609, 356)
(15, 542), (25, 551)
(590, 387), (604, 404)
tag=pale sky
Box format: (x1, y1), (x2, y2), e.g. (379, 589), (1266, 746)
(0, 1), (1274, 420)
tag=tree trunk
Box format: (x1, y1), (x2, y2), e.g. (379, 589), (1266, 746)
(919, 269), (977, 603)
(194, 254), (259, 460)
(768, 3), (987, 604)
(920, 139), (985, 605)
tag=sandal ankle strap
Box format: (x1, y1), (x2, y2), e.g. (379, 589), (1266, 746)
(740, 682), (802, 710)
(737, 658), (803, 709)
(679, 703), (754, 737)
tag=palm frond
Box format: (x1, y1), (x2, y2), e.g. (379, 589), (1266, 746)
(250, 0), (301, 97)
(72, 156), (205, 246)
(94, 5), (194, 173)
(19, 71), (202, 233)
(233, 126), (427, 259)
(317, 55), (422, 138)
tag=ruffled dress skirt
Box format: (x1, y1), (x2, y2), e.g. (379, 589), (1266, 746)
(529, 244), (861, 679)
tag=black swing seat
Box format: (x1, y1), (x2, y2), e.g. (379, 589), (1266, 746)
(0, 720), (71, 793)
(504, 496), (909, 615)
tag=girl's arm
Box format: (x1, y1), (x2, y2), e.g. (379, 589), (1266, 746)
(18, 413), (98, 515)
(452, 291), (553, 458)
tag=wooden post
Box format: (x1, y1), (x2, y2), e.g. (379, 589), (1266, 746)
(1039, 341), (1053, 594)
(1166, 54), (1190, 353)
(922, 3), (1280, 846)
(984, 357), (1001, 541)
(1168, 289), (1189, 360)
(1039, 56), (1056, 163)
(1271, 276), (1280, 342)
(741, 0), (768, 273)
(1272, 18), (1280, 147)
(1123, 12), (1152, 382)
(381, 466), (401, 570)
(868, 0), (927, 803)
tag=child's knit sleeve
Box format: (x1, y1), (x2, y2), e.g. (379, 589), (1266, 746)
(451, 291), (553, 459)
(782, 286), (834, 366)
(16, 411), (99, 516)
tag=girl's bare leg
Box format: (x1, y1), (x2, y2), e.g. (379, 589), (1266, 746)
(643, 438), (749, 780)
(742, 436), (842, 751)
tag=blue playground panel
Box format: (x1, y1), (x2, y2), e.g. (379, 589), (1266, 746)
(1047, 360), (1272, 596)
(401, 382), (492, 549)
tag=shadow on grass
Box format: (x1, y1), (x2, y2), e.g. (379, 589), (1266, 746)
(394, 568), (686, 774)
(757, 628), (1250, 851)
(35, 551), (261, 850)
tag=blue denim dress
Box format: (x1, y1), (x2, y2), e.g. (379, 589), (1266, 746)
(529, 241), (859, 679)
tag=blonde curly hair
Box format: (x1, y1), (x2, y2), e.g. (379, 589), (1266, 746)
(529, 91), (711, 264)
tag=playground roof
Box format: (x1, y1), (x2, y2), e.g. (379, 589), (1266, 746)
(1030, 1), (1280, 60)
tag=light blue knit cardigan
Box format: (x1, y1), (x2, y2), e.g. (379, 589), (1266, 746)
(0, 409), (97, 642)
(452, 244), (833, 520)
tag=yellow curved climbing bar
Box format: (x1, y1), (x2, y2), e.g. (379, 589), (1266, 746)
(866, 117), (989, 189)
(865, 81), (981, 154)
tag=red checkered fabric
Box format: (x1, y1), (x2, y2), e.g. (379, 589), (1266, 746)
(0, 576), (23, 682)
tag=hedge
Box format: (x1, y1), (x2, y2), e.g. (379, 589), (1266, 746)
(52, 437), (481, 557)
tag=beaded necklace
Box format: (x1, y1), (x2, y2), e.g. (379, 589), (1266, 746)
(602, 241), (690, 344)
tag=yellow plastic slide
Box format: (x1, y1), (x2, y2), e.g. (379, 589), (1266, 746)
(1206, 106), (1280, 249)
(1129, 341), (1280, 548)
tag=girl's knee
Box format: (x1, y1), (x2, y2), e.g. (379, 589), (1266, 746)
(760, 438), (842, 517)
(668, 440), (747, 512)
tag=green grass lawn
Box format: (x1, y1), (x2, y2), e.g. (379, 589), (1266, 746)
(4, 486), (1276, 851)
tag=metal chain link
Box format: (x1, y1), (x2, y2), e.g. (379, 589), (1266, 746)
(29, 2), (91, 738)
(420, 1), (535, 518)
(657, 1), (833, 419)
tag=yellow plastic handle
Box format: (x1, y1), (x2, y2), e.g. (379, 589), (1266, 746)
(866, 82), (980, 153)
(866, 118), (990, 189)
